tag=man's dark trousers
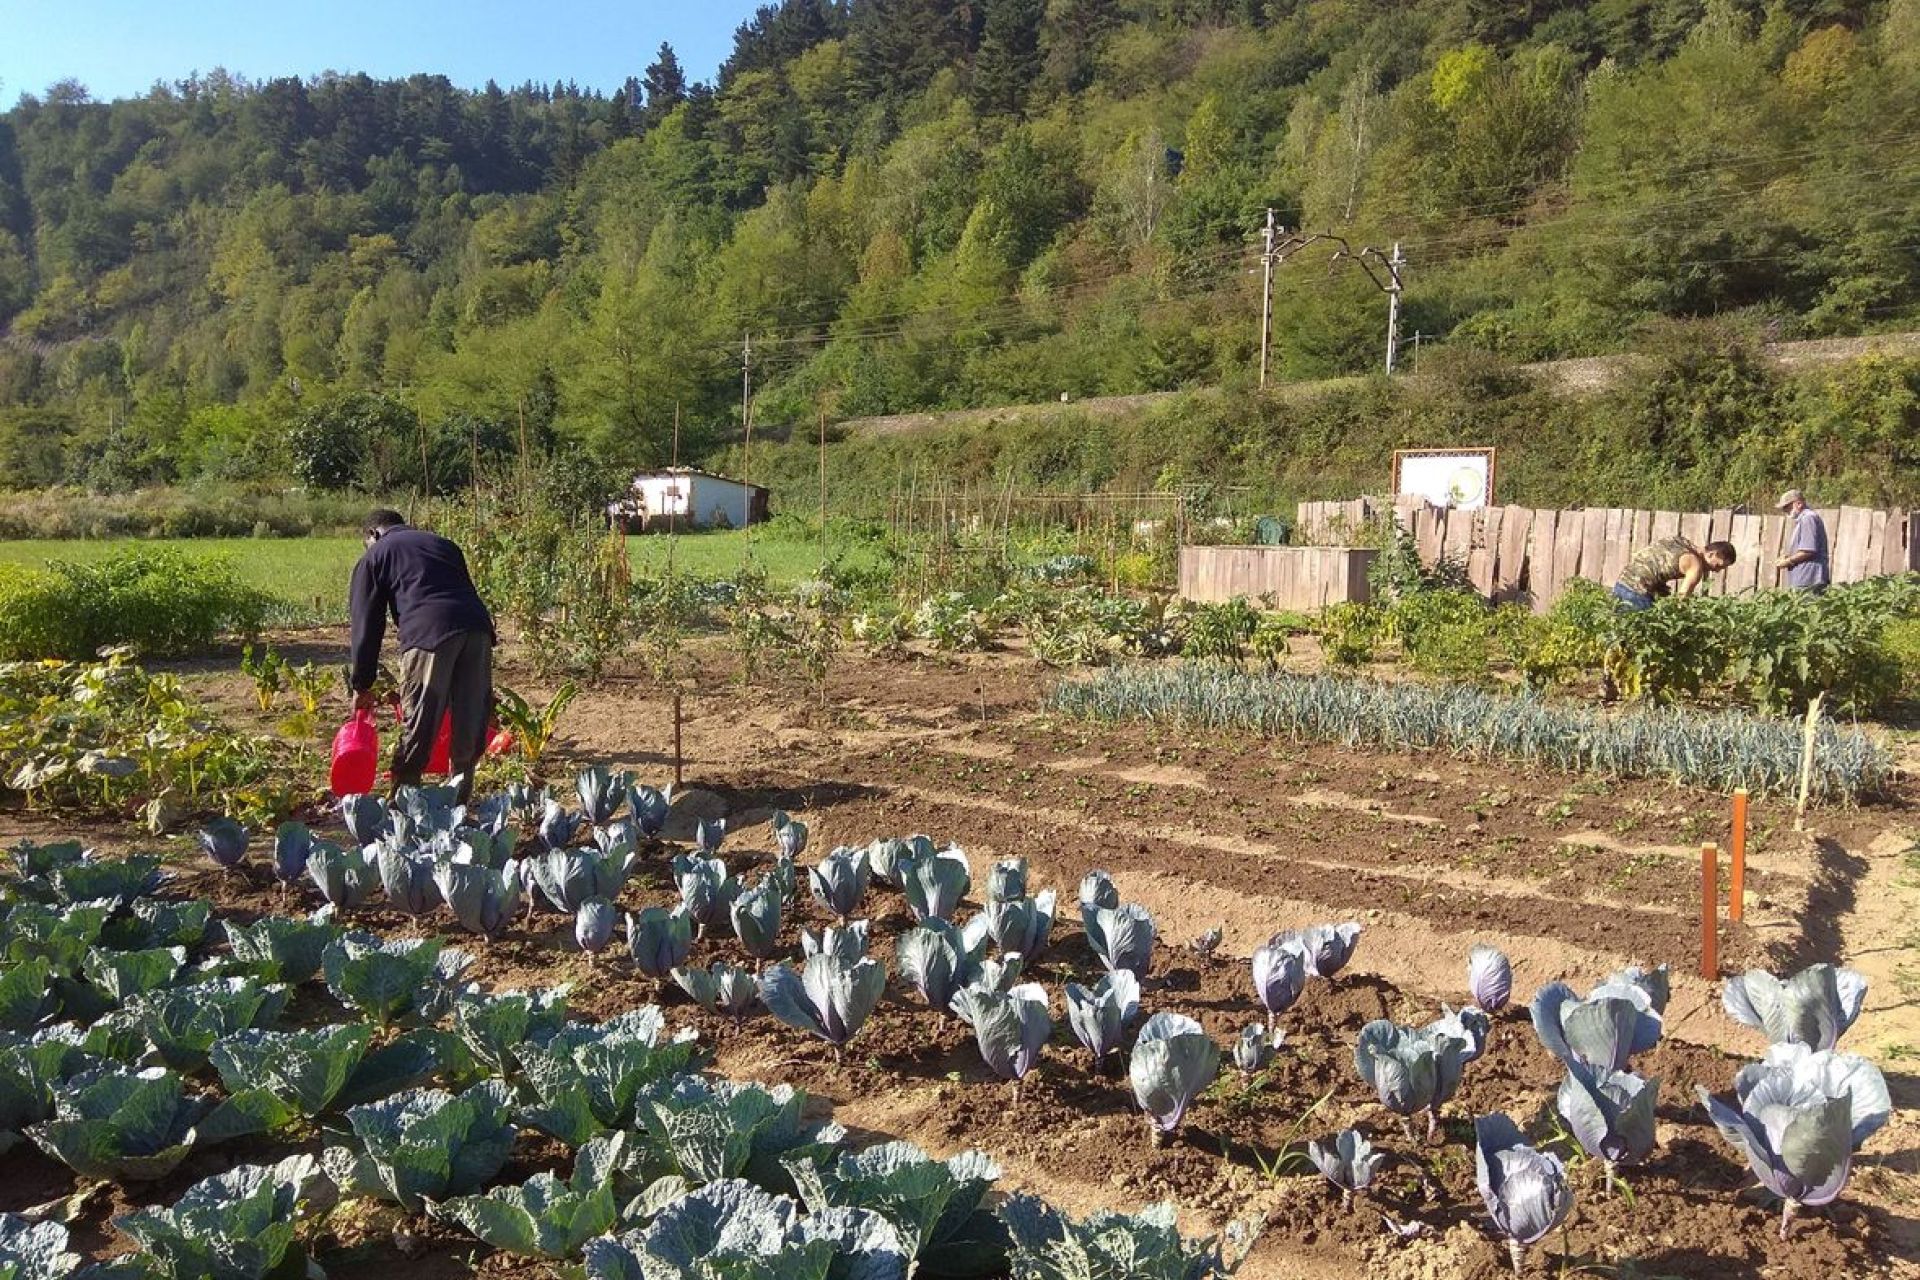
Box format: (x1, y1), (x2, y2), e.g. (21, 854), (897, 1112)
(394, 629), (492, 801)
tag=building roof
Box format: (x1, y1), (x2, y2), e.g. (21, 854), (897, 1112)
(629, 466), (768, 493)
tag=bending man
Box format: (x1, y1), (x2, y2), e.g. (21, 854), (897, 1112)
(1611, 535), (1736, 611)
(347, 509), (496, 801)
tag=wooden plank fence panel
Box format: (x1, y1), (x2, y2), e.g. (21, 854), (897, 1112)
(1495, 507), (1532, 603)
(1469, 509), (1501, 596)
(1862, 511), (1888, 587)
(1729, 513), (1764, 595)
(1885, 510), (1914, 574)
(1651, 509), (1681, 542)
(1555, 512), (1587, 594)
(1530, 509), (1561, 611)
(1417, 507), (1446, 567)
(1601, 509), (1631, 587)
(1630, 509), (1653, 551)
(1758, 514), (1790, 590)
(1835, 506), (1874, 583)
(1578, 508), (1609, 584)
(1443, 508), (1476, 569)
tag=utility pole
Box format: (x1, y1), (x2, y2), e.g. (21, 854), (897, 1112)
(1383, 242), (1406, 375)
(1258, 209), (1276, 389)
(1253, 216), (1320, 389)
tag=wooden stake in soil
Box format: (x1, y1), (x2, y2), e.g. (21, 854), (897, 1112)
(1793, 692), (1824, 831)
(673, 694), (684, 788)
(1700, 841), (1719, 980)
(1729, 788), (1748, 923)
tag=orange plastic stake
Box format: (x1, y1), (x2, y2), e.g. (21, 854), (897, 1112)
(1729, 789), (1748, 923)
(1701, 842), (1719, 980)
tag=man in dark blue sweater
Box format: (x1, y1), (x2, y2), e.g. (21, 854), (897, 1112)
(348, 509), (495, 801)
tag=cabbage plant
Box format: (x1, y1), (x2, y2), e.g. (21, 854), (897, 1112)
(513, 1007), (703, 1144)
(114, 978), (288, 1073)
(1468, 945), (1513, 1014)
(1699, 1070), (1856, 1240)
(987, 858), (1027, 904)
(1474, 1113), (1574, 1275)
(1278, 922), (1362, 980)
(801, 921), (869, 963)
(307, 842), (375, 911)
(625, 906), (694, 980)
(211, 1022), (434, 1120)
(451, 986), (570, 1081)
(896, 918), (987, 1011)
(730, 880), (784, 960)
(1084, 902), (1155, 978)
(866, 837), (913, 888)
(197, 818), (248, 871)
(1355, 1019), (1466, 1140)
(633, 1077), (846, 1193)
(1079, 869), (1119, 911)
(575, 899), (616, 959)
(950, 982), (1051, 1086)
(783, 1140), (1000, 1264)
(1307, 1128), (1382, 1204)
(1232, 1024), (1283, 1076)
(999, 1196), (1229, 1280)
(1556, 1063), (1659, 1183)
(1, 1026), (92, 1155)
(271, 822), (314, 888)
(628, 784), (669, 838)
(1723, 963), (1868, 1052)
(672, 961), (758, 1024)
(340, 793), (390, 846)
(1063, 970), (1140, 1072)
(1730, 1042), (1890, 1153)
(760, 949), (886, 1059)
(45, 854), (164, 908)
(694, 817), (727, 856)
(583, 1179), (909, 1280)
(808, 847), (870, 922)
(981, 890), (1055, 957)
(576, 765), (633, 826)
(322, 933), (469, 1026)
(673, 853), (738, 933)
(439, 1133), (623, 1260)
(29, 1064), (281, 1182)
(0, 1213), (84, 1279)
(771, 810), (809, 859)
(220, 915), (339, 985)
(324, 1081), (518, 1212)
(1129, 1013), (1219, 1139)
(903, 846), (971, 923)
(434, 857), (523, 938)
(103, 897), (209, 954)
(1252, 936), (1309, 1029)
(117, 1152), (333, 1280)
(375, 846), (439, 917)
(538, 799), (583, 851)
(1429, 1005), (1492, 1064)
(1530, 975), (1663, 1073)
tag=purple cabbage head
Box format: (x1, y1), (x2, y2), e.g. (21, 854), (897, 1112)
(1468, 945), (1512, 1014)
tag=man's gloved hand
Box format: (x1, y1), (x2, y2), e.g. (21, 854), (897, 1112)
(352, 688), (377, 714)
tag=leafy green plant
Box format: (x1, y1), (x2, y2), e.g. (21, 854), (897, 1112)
(513, 1007), (705, 1145)
(1316, 603), (1382, 668)
(238, 644), (285, 713)
(0, 551), (269, 661)
(116, 1153), (332, 1280)
(323, 1081), (519, 1212)
(28, 1065), (285, 1182)
(438, 1134), (624, 1259)
(494, 682), (579, 768)
(1182, 598), (1259, 664)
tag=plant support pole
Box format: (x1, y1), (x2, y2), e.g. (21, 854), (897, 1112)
(1729, 789), (1748, 922)
(673, 694), (684, 788)
(1794, 693), (1823, 831)
(1700, 842), (1718, 980)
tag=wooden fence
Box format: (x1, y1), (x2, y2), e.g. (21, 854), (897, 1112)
(1294, 498), (1918, 612)
(1178, 546), (1377, 609)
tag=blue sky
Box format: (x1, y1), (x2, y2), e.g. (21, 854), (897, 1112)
(1, 0), (769, 103)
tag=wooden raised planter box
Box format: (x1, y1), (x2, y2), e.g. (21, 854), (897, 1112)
(1178, 545), (1376, 610)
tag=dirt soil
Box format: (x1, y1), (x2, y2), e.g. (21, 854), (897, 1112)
(4, 630), (1917, 1280)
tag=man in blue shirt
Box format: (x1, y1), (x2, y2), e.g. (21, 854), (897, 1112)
(1773, 489), (1830, 594)
(348, 509), (496, 801)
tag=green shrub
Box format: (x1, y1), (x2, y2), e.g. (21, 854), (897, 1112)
(1181, 598), (1260, 663)
(1317, 602), (1383, 668)
(0, 550), (269, 660)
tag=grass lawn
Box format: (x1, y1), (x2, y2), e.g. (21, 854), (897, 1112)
(0, 528), (884, 622)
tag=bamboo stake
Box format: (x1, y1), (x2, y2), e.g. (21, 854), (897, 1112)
(1728, 788), (1748, 923)
(1700, 842), (1718, 980)
(673, 694), (684, 789)
(1793, 693), (1824, 831)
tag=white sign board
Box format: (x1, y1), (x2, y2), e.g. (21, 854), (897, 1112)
(1392, 448), (1496, 511)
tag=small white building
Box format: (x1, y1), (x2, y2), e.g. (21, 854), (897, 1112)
(609, 467), (769, 532)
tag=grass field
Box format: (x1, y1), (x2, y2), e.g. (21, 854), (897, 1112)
(0, 528), (884, 623)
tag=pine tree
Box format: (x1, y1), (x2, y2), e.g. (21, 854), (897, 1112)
(642, 43), (689, 128)
(972, 0), (1044, 117)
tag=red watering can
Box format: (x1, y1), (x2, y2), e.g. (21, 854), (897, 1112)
(329, 709), (380, 796)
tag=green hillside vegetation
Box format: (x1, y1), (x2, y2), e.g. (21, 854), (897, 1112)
(0, 0), (1917, 507)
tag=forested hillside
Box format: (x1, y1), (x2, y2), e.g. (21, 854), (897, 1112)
(1, 0), (1918, 498)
